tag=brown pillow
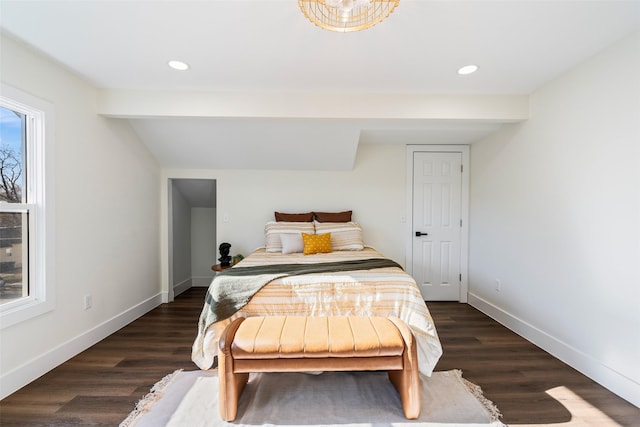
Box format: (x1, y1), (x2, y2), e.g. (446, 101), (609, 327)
(275, 212), (315, 222)
(313, 210), (353, 223)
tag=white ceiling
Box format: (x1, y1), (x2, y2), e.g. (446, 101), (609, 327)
(173, 179), (217, 208)
(1, 0), (639, 170)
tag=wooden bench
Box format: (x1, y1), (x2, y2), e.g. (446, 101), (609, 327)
(218, 316), (420, 421)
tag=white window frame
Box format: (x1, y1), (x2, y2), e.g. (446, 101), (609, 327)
(0, 84), (55, 329)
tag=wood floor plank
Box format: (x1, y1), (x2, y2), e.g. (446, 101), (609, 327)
(0, 289), (638, 426)
(428, 302), (639, 426)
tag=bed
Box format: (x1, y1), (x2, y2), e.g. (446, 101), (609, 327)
(191, 219), (443, 376)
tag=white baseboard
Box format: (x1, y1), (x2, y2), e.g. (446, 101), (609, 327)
(173, 277), (211, 299)
(0, 292), (163, 400)
(173, 278), (192, 297)
(191, 276), (212, 287)
(468, 292), (640, 408)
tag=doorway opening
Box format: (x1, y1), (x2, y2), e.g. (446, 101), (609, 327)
(168, 179), (217, 299)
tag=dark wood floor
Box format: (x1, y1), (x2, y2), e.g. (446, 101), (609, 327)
(1, 287), (638, 426)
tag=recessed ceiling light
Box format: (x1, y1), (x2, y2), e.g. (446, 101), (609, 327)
(458, 65), (478, 75)
(168, 60), (189, 71)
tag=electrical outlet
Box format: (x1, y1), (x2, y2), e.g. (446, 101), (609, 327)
(84, 294), (92, 310)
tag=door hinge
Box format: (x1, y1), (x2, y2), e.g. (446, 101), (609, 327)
(460, 219), (462, 227)
(459, 274), (462, 282)
(461, 164), (463, 173)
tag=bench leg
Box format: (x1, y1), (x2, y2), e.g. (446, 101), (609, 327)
(388, 337), (420, 419)
(218, 317), (249, 421)
(219, 350), (249, 421)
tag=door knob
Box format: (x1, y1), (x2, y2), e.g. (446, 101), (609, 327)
(415, 231), (428, 237)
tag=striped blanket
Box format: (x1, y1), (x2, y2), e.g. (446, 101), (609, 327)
(191, 247), (443, 376)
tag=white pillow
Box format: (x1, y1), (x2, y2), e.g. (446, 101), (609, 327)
(280, 233), (304, 254)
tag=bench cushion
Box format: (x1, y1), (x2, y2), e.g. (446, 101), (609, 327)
(231, 316), (405, 359)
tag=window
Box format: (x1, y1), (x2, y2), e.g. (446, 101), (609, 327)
(0, 84), (54, 328)
(0, 106), (28, 305)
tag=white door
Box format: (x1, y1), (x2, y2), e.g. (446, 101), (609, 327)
(412, 152), (462, 301)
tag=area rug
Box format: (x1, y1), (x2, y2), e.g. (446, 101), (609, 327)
(121, 369), (505, 427)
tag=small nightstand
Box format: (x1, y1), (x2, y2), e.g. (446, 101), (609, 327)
(211, 264), (232, 272)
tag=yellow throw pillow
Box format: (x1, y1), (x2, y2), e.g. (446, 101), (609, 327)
(302, 232), (332, 255)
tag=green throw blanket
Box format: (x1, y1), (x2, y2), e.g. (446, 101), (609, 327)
(198, 258), (402, 332)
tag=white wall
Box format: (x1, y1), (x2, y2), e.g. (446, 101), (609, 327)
(171, 181), (192, 290)
(191, 208), (216, 287)
(162, 143), (408, 274)
(0, 35), (161, 398)
(468, 32), (640, 406)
